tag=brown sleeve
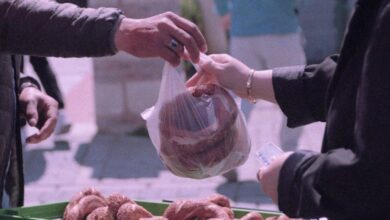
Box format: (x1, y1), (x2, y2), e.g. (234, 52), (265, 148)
(0, 0), (123, 57)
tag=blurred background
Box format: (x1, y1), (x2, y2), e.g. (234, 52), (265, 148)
(22, 0), (356, 213)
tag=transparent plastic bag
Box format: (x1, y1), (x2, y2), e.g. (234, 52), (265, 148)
(142, 59), (251, 179)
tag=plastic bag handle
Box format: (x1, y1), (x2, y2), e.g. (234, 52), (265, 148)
(192, 53), (212, 72)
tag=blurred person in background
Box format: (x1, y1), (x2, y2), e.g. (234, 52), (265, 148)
(180, 0), (228, 76)
(213, 0), (307, 152)
(199, 0), (390, 218)
(213, 0), (306, 183)
(0, 0), (206, 208)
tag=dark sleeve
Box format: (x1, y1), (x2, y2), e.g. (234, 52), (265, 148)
(272, 55), (338, 127)
(19, 73), (41, 92)
(278, 6), (390, 219)
(0, 0), (123, 57)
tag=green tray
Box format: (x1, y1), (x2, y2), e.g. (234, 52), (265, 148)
(0, 200), (281, 219)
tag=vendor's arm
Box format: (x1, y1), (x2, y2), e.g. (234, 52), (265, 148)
(0, 0), (207, 65)
(0, 0), (122, 57)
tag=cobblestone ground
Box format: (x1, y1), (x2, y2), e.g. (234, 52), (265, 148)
(22, 57), (325, 213)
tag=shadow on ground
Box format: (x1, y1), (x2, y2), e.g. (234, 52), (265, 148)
(74, 133), (166, 179)
(24, 141), (70, 183)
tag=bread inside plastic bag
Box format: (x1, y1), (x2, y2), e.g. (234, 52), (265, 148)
(142, 60), (251, 179)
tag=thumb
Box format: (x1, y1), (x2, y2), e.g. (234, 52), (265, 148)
(199, 54), (230, 74)
(26, 101), (38, 127)
(198, 57), (219, 74)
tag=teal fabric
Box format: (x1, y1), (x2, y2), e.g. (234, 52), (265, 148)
(214, 0), (300, 36)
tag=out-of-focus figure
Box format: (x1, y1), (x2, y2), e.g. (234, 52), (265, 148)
(27, 0), (88, 135)
(213, 0), (307, 151)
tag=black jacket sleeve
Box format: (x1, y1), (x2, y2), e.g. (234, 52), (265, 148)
(272, 55), (338, 128)
(0, 0), (123, 57)
(277, 5), (390, 219)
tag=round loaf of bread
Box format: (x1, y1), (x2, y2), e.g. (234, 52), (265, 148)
(158, 83), (243, 178)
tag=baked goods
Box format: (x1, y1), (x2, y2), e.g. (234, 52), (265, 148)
(64, 189), (293, 220)
(107, 193), (135, 215)
(64, 188), (108, 220)
(86, 206), (114, 220)
(64, 189), (153, 220)
(240, 212), (264, 220)
(117, 203), (153, 220)
(163, 200), (230, 220)
(139, 217), (168, 220)
(205, 194), (231, 208)
(158, 83), (250, 178)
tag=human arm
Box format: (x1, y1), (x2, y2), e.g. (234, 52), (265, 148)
(200, 54), (337, 127)
(0, 0), (207, 65)
(260, 4), (390, 219)
(114, 12), (207, 66)
(0, 0), (122, 57)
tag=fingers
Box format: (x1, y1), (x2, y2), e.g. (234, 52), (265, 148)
(27, 115), (57, 144)
(192, 84), (216, 97)
(159, 22), (200, 63)
(208, 54), (232, 63)
(160, 12), (207, 63)
(26, 96), (58, 144)
(25, 99), (39, 127)
(186, 72), (202, 87)
(257, 169), (263, 182)
(166, 12), (207, 53)
(199, 54), (227, 73)
(160, 46), (181, 66)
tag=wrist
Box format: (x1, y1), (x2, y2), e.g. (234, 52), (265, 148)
(19, 82), (39, 95)
(114, 17), (134, 52)
(252, 69), (276, 103)
(246, 69), (257, 104)
(110, 15), (126, 53)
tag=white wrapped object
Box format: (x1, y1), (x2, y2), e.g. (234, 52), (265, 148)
(142, 59), (251, 179)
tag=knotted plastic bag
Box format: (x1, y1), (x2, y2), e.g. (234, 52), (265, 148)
(142, 57), (251, 179)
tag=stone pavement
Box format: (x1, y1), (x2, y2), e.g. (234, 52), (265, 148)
(21, 57), (325, 213)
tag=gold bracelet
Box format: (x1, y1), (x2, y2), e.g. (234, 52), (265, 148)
(246, 69), (257, 104)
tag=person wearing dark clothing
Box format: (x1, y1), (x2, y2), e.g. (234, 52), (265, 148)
(28, 0), (88, 110)
(29, 53), (71, 135)
(199, 0), (390, 219)
(0, 0), (206, 208)
(29, 57), (64, 109)
(28, 0), (88, 134)
(56, 0), (86, 7)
